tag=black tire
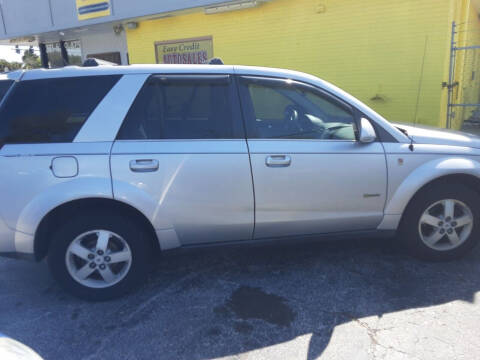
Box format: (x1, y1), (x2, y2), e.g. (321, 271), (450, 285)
(399, 182), (480, 261)
(47, 212), (152, 301)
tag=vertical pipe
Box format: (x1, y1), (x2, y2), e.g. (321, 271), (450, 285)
(413, 36), (428, 125)
(39, 43), (49, 68)
(46, 0), (54, 26)
(447, 21), (456, 128)
(110, 0), (115, 16)
(0, 3), (7, 34)
(60, 40), (69, 66)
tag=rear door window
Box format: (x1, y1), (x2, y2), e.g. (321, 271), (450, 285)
(117, 75), (242, 139)
(0, 75), (120, 144)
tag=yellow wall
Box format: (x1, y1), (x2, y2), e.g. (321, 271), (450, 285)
(126, 0), (457, 127)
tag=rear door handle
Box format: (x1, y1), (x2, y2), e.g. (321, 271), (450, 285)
(265, 155), (291, 167)
(129, 159), (159, 172)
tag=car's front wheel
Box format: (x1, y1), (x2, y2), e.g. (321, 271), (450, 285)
(48, 213), (151, 300)
(400, 182), (480, 261)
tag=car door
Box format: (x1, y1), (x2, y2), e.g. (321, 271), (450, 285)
(111, 74), (254, 248)
(237, 76), (387, 239)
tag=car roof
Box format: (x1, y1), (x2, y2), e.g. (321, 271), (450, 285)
(0, 70), (24, 81)
(18, 64), (316, 82)
(20, 64), (233, 80)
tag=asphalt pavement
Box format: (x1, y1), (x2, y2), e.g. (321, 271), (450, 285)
(1, 237), (480, 360)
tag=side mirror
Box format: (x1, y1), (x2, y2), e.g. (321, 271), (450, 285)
(359, 118), (377, 143)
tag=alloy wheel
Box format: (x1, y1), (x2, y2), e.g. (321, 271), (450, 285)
(418, 199), (474, 251)
(65, 230), (132, 289)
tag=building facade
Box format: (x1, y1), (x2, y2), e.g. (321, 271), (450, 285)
(0, 0), (479, 128)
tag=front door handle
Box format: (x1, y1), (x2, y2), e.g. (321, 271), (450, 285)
(265, 155), (291, 167)
(129, 159), (159, 172)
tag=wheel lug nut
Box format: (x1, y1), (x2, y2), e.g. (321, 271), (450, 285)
(97, 250), (104, 256)
(88, 253), (95, 260)
(440, 229), (445, 234)
(438, 221), (443, 226)
(447, 229), (453, 234)
(445, 217), (452, 222)
(104, 256), (111, 262)
(89, 262), (96, 268)
(99, 264), (106, 270)
(451, 221), (457, 227)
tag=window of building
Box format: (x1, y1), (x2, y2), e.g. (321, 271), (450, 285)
(0, 75), (120, 144)
(87, 52), (122, 65)
(46, 40), (82, 68)
(118, 76), (237, 140)
(241, 77), (357, 140)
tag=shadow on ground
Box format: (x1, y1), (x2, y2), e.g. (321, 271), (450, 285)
(1, 237), (479, 359)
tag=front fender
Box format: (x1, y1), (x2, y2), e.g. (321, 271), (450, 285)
(384, 157), (480, 216)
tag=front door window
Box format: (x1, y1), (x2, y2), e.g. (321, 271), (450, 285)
(242, 77), (357, 141)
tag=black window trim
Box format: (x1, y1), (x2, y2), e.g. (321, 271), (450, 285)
(151, 74), (231, 84)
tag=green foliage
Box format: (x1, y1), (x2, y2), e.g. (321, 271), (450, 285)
(0, 58), (22, 72)
(22, 49), (41, 69)
(0, 49), (41, 72)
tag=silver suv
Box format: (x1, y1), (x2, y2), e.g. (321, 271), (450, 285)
(1, 65), (479, 300)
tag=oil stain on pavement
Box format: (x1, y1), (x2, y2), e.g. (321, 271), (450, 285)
(223, 286), (295, 327)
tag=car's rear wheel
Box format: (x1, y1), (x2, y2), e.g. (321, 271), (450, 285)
(400, 183), (480, 261)
(48, 213), (151, 300)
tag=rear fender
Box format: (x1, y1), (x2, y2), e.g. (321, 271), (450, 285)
(16, 177), (112, 237)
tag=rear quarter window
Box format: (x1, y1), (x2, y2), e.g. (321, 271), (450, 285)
(0, 75), (120, 144)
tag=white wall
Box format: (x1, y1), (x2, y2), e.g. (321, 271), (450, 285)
(0, 0), (234, 39)
(0, 0), (52, 36)
(80, 29), (128, 65)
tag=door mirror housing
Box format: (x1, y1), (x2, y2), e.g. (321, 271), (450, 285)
(359, 118), (377, 143)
